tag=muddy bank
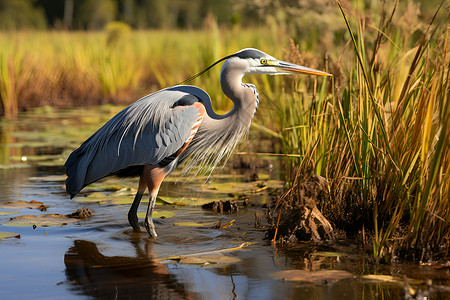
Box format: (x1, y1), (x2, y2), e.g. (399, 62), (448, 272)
(267, 166), (449, 264)
(268, 173), (334, 243)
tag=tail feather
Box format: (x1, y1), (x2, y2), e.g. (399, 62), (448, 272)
(65, 146), (95, 196)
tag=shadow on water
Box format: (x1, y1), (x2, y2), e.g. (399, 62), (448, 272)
(64, 239), (191, 299)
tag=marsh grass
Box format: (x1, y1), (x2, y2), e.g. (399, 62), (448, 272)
(0, 24), (291, 116)
(277, 1), (448, 261)
(335, 0), (449, 260)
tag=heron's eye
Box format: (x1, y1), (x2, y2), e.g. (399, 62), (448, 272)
(260, 59), (268, 65)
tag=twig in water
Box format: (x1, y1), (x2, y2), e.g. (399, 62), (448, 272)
(160, 243), (248, 261)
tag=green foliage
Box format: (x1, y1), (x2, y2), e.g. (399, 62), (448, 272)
(74, 0), (117, 30)
(0, 0), (46, 30)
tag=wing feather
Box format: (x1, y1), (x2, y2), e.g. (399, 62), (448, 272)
(65, 85), (209, 196)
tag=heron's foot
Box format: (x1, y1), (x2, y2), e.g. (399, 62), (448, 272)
(144, 218), (157, 237)
(128, 211), (141, 232)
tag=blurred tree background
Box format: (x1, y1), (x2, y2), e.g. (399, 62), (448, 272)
(0, 0), (440, 31)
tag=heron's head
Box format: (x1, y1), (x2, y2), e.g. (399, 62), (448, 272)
(180, 48), (331, 85)
(228, 48), (332, 77)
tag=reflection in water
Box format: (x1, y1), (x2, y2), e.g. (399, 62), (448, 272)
(64, 239), (192, 299)
(0, 120), (17, 164)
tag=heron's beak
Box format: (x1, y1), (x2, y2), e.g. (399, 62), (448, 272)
(275, 61), (332, 77)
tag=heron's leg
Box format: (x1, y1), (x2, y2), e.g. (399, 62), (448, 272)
(145, 191), (159, 237)
(143, 165), (167, 237)
(128, 175), (147, 231)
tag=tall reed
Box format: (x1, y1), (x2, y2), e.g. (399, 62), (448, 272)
(269, 1), (448, 261)
(274, 1), (449, 260)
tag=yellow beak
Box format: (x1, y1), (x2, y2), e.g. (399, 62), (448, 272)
(275, 61), (332, 77)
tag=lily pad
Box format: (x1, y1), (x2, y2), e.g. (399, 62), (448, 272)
(0, 231), (20, 240)
(156, 196), (178, 205)
(272, 269), (353, 283)
(0, 200), (48, 211)
(178, 256), (207, 264)
(137, 210), (176, 219)
(157, 195), (219, 206)
(179, 254), (240, 265)
(310, 252), (344, 258)
(174, 222), (205, 227)
(0, 211), (20, 216)
(84, 182), (127, 192)
(361, 274), (423, 285)
(87, 192), (108, 198)
(109, 195), (135, 205)
(203, 181), (256, 194)
(74, 196), (106, 204)
(74, 192), (143, 205)
(257, 173), (270, 180)
(28, 175), (67, 182)
(2, 214), (79, 227)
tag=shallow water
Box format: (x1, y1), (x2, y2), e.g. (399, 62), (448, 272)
(0, 107), (449, 299)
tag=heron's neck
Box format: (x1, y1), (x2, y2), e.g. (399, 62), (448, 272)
(218, 67), (258, 123)
(180, 66), (258, 177)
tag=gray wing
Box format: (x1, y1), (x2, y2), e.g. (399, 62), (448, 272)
(65, 85), (210, 196)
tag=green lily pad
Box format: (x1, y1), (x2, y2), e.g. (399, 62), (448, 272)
(74, 192), (109, 204)
(137, 210), (176, 219)
(84, 182), (126, 192)
(74, 191), (143, 205)
(0, 231), (20, 240)
(157, 195), (220, 206)
(264, 180), (285, 189)
(156, 196), (177, 205)
(311, 252), (344, 258)
(174, 222), (204, 227)
(257, 173), (270, 180)
(87, 192), (108, 198)
(156, 196), (195, 206)
(109, 195), (135, 205)
(272, 269), (353, 283)
(2, 214), (79, 227)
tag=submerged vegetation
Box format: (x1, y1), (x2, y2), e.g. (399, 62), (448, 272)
(0, 0), (448, 262)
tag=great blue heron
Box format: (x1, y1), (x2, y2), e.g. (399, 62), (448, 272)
(65, 48), (331, 237)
